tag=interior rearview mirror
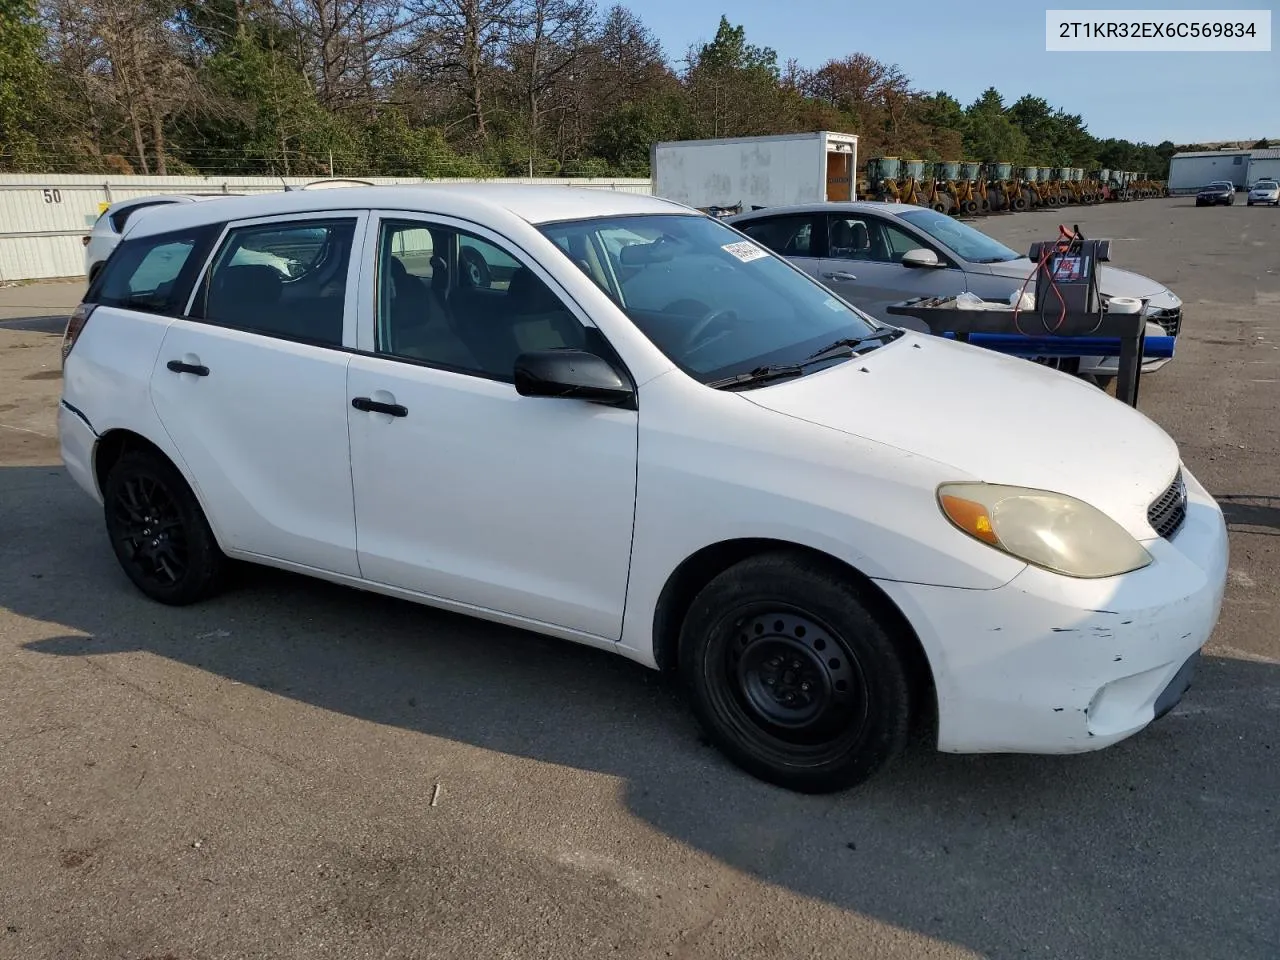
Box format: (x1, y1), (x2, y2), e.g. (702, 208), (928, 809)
(901, 248), (942, 268)
(514, 349), (635, 405)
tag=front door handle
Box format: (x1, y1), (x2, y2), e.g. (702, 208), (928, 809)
(823, 271), (857, 282)
(166, 360), (209, 376)
(352, 396), (408, 418)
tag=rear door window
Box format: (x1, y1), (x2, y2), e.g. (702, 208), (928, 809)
(737, 215), (818, 257)
(190, 217), (358, 347)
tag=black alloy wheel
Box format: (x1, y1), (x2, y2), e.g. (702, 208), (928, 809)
(103, 450), (226, 605)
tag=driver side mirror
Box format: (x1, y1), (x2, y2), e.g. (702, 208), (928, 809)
(514, 349), (635, 406)
(901, 248), (943, 269)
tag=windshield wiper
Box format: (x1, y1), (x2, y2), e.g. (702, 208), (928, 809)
(709, 329), (904, 391)
(706, 365), (807, 390)
(803, 328), (903, 362)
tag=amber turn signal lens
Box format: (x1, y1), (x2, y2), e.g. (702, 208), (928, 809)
(940, 494), (1000, 545)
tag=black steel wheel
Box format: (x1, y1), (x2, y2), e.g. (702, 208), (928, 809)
(103, 449), (226, 605)
(680, 552), (914, 793)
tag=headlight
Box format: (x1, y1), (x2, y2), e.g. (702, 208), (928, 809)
(937, 483), (1153, 578)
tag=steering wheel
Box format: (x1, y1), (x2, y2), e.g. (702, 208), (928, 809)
(682, 307), (738, 351)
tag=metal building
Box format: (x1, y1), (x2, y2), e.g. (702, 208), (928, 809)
(1167, 150), (1252, 193)
(1246, 149), (1280, 186)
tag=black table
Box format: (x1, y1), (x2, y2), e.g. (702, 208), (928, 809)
(886, 296), (1148, 408)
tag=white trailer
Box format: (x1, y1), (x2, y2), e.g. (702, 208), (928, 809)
(651, 132), (858, 213)
(1166, 150), (1250, 192)
(1246, 149), (1280, 186)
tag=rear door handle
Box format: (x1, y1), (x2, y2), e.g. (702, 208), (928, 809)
(166, 360), (209, 376)
(823, 271), (857, 282)
(352, 397), (408, 418)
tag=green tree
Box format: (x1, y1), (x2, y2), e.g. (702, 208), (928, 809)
(963, 87), (1028, 163)
(0, 0), (47, 169)
(683, 16), (784, 137)
(590, 92), (694, 174)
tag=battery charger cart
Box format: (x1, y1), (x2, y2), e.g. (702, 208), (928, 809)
(887, 227), (1150, 408)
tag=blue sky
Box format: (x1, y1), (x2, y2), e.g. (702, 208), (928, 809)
(635, 0), (1279, 144)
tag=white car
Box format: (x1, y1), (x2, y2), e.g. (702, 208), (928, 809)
(58, 185), (1228, 793)
(83, 195), (226, 280)
(1247, 180), (1279, 206)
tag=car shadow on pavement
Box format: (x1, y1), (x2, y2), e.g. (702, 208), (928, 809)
(0, 316), (69, 334)
(1218, 494), (1280, 535)
(5, 465), (1279, 960)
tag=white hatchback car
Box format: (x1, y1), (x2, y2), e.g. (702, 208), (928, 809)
(58, 185), (1229, 793)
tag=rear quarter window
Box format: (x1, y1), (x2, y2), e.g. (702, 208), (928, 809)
(88, 223), (224, 316)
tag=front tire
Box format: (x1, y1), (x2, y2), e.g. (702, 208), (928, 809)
(102, 450), (226, 605)
(679, 552), (913, 793)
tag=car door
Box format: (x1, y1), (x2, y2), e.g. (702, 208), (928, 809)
(149, 211), (366, 577)
(344, 212), (639, 640)
(733, 213), (826, 282)
(815, 214), (969, 327)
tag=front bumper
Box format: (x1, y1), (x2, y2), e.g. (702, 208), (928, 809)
(877, 465), (1228, 754)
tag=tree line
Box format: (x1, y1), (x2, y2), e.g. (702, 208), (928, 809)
(0, 1), (1237, 180)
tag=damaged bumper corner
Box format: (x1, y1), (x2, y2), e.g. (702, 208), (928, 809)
(875, 468), (1228, 755)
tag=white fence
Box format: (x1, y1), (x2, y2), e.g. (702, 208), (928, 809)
(0, 174), (654, 282)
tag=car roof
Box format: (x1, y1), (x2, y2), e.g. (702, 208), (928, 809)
(121, 184), (691, 239)
(725, 200), (925, 222)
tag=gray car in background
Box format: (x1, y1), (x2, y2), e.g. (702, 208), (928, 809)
(726, 201), (1181, 386)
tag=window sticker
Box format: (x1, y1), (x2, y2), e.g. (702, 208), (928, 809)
(721, 240), (769, 263)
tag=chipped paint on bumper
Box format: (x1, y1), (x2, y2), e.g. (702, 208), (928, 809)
(877, 465), (1228, 754)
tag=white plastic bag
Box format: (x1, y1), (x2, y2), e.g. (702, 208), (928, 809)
(1009, 288), (1035, 310)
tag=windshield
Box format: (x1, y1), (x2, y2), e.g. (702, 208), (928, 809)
(893, 209), (1020, 263)
(538, 213), (885, 384)
(1256, 181), (1278, 188)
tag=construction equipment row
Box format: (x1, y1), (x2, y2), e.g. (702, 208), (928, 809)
(859, 160), (1169, 215)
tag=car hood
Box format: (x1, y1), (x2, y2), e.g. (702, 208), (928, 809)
(741, 333), (1180, 541)
(983, 258), (1172, 301)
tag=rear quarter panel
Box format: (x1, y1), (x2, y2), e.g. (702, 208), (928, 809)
(62, 307), (183, 487)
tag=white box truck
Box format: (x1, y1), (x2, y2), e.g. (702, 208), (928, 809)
(651, 132), (859, 213)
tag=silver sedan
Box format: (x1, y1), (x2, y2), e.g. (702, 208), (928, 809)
(726, 201), (1181, 386)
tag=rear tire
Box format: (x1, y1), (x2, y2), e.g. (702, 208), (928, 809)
(679, 552), (913, 794)
(102, 450), (226, 605)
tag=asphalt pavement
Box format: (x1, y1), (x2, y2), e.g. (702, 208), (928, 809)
(0, 199), (1277, 960)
